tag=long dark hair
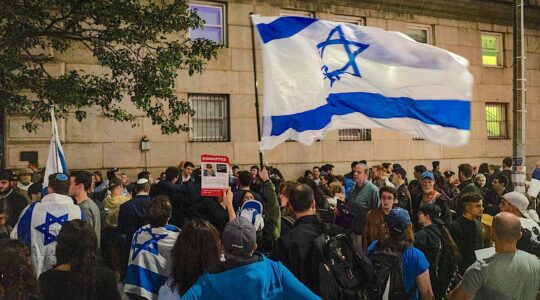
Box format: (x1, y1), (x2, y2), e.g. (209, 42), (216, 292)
(170, 219), (221, 295)
(55, 219), (98, 300)
(440, 225), (462, 264)
(377, 227), (415, 252)
(0, 240), (37, 300)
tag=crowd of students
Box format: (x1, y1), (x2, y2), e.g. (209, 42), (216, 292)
(0, 157), (539, 299)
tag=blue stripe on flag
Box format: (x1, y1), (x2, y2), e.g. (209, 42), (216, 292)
(270, 92), (470, 136)
(256, 16), (316, 44)
(124, 264), (167, 294)
(57, 147), (67, 173)
(17, 202), (37, 248)
(164, 224), (180, 232)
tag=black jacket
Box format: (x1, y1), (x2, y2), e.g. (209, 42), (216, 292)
(270, 215), (344, 293)
(2, 189), (28, 227)
(149, 180), (191, 228)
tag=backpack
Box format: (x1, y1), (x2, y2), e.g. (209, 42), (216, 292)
(335, 201), (355, 231)
(424, 226), (460, 298)
(368, 246), (416, 300)
(312, 225), (375, 300)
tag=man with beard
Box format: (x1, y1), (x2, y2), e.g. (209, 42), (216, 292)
(0, 169), (28, 227)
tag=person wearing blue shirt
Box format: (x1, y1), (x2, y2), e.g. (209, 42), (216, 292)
(367, 207), (434, 300)
(181, 217), (320, 300)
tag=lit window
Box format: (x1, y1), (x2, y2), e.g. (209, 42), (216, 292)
(485, 103), (509, 139)
(189, 94), (230, 142)
(481, 33), (503, 67)
(280, 9), (314, 17)
(189, 3), (226, 44)
(405, 24), (432, 44)
(339, 129), (371, 141)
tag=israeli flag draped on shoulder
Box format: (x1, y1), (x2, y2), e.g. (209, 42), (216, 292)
(124, 224), (180, 300)
(252, 15), (473, 150)
(43, 107), (67, 190)
(10, 192), (84, 276)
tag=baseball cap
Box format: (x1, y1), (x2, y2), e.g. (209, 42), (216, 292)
(418, 203), (445, 225)
(222, 216), (257, 256)
(420, 171), (435, 181)
(109, 177), (122, 188)
(502, 192), (531, 219)
(385, 207), (412, 233)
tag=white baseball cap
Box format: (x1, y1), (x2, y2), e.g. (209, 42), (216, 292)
(502, 192), (530, 219)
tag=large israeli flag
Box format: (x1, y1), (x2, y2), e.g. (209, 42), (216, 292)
(124, 224), (180, 300)
(43, 107), (67, 188)
(252, 15), (473, 150)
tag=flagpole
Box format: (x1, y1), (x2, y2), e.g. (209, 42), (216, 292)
(50, 106), (59, 172)
(249, 13), (265, 168)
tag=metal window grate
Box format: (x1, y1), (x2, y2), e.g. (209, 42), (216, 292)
(189, 94), (230, 142)
(485, 103), (509, 139)
(413, 135), (424, 140)
(339, 129), (371, 141)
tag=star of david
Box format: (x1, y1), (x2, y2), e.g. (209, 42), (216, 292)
(131, 226), (168, 260)
(316, 25), (370, 86)
(35, 212), (69, 246)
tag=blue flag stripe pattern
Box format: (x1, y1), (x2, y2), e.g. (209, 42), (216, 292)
(271, 92), (470, 136)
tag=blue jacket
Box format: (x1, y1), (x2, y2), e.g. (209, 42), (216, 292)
(181, 254), (320, 300)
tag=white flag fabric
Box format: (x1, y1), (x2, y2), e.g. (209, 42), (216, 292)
(11, 193), (84, 276)
(252, 15), (473, 150)
(124, 224), (180, 300)
(43, 108), (67, 188)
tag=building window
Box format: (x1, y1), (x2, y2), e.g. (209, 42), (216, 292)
(481, 33), (503, 67)
(405, 24), (433, 44)
(189, 3), (226, 45)
(189, 94), (230, 142)
(339, 129), (371, 141)
(280, 9), (314, 17)
(334, 15), (365, 26)
(486, 103), (509, 139)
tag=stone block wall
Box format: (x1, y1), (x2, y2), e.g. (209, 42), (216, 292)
(4, 0), (540, 180)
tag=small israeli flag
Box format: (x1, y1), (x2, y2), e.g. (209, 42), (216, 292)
(252, 15), (473, 150)
(43, 107), (67, 188)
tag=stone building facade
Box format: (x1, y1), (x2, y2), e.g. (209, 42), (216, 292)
(2, 0), (540, 179)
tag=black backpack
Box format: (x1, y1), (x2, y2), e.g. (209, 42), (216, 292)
(312, 225), (375, 300)
(368, 246), (416, 300)
(424, 226), (461, 298)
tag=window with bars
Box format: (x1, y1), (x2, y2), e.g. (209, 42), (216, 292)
(334, 15), (365, 26)
(486, 103), (509, 139)
(339, 129), (371, 141)
(189, 94), (230, 142)
(189, 3), (226, 45)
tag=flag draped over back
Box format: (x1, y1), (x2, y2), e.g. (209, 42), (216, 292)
(43, 108), (67, 188)
(124, 224), (180, 300)
(252, 15), (473, 150)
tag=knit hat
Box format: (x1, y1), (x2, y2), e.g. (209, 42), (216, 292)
(238, 200), (264, 232)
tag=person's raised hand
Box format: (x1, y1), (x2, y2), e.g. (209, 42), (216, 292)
(259, 166), (270, 182)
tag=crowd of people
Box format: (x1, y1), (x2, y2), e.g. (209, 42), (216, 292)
(0, 157), (539, 299)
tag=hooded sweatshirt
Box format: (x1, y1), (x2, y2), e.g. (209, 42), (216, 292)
(181, 253), (320, 300)
(104, 194), (129, 227)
